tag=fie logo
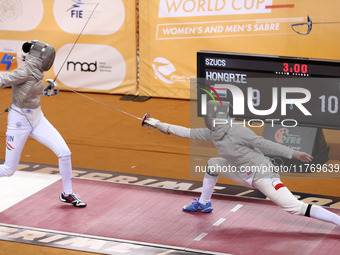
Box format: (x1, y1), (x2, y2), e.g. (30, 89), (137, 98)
(152, 57), (176, 84)
(67, 0), (85, 18)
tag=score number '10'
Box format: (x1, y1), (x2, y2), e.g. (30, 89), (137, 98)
(319, 95), (339, 114)
(250, 90), (339, 114)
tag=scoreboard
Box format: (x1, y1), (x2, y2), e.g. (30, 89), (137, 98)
(197, 51), (340, 130)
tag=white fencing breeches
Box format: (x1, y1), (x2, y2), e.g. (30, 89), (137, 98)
(252, 177), (308, 215)
(0, 109), (73, 194)
(201, 157), (340, 225)
(205, 157), (308, 215)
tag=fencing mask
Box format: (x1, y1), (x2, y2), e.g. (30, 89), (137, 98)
(204, 100), (230, 130)
(22, 40), (56, 71)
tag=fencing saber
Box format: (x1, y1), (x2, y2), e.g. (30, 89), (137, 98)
(291, 15), (340, 35)
(69, 88), (144, 122)
(0, 108), (9, 115)
(50, 2), (145, 123)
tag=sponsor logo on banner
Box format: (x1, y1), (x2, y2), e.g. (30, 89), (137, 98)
(0, 0), (43, 31)
(0, 40), (24, 72)
(0, 0), (22, 21)
(0, 52), (17, 71)
(152, 57), (176, 84)
(67, 61), (97, 72)
(152, 57), (194, 84)
(54, 44), (126, 90)
(158, 0), (273, 18)
(275, 128), (301, 145)
(53, 0), (126, 35)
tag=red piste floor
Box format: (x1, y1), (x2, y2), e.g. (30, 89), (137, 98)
(0, 177), (339, 255)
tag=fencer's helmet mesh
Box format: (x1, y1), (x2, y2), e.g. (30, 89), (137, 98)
(204, 100), (230, 130)
(22, 42), (33, 53)
(22, 40), (56, 71)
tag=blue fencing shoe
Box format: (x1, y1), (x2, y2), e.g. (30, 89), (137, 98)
(183, 198), (213, 213)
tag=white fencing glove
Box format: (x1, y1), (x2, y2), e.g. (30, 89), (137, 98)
(141, 113), (158, 127)
(43, 79), (59, 96)
(141, 113), (171, 134)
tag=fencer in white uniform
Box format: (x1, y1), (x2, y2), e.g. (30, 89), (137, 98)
(142, 100), (340, 226)
(0, 40), (86, 207)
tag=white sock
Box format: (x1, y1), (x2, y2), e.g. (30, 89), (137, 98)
(309, 205), (340, 226)
(199, 173), (218, 205)
(59, 155), (73, 195)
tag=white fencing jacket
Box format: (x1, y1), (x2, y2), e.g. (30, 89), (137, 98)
(0, 55), (44, 127)
(156, 121), (295, 187)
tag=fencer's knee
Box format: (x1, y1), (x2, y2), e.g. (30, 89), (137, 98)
(270, 186), (308, 215)
(282, 200), (308, 215)
(59, 154), (71, 162)
(207, 158), (222, 166)
(58, 148), (71, 159)
(207, 158), (220, 176)
(1, 164), (17, 177)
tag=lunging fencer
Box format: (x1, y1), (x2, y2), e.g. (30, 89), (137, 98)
(142, 100), (340, 227)
(0, 40), (86, 207)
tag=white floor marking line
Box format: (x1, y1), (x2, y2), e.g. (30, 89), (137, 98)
(157, 250), (175, 255)
(213, 218), (226, 226)
(235, 190), (254, 196)
(0, 171), (61, 212)
(230, 204), (243, 212)
(194, 232), (208, 241)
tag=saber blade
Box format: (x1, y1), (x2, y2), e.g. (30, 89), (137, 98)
(69, 89), (142, 120)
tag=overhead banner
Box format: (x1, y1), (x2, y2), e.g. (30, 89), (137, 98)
(139, 0), (340, 99)
(0, 0), (138, 95)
